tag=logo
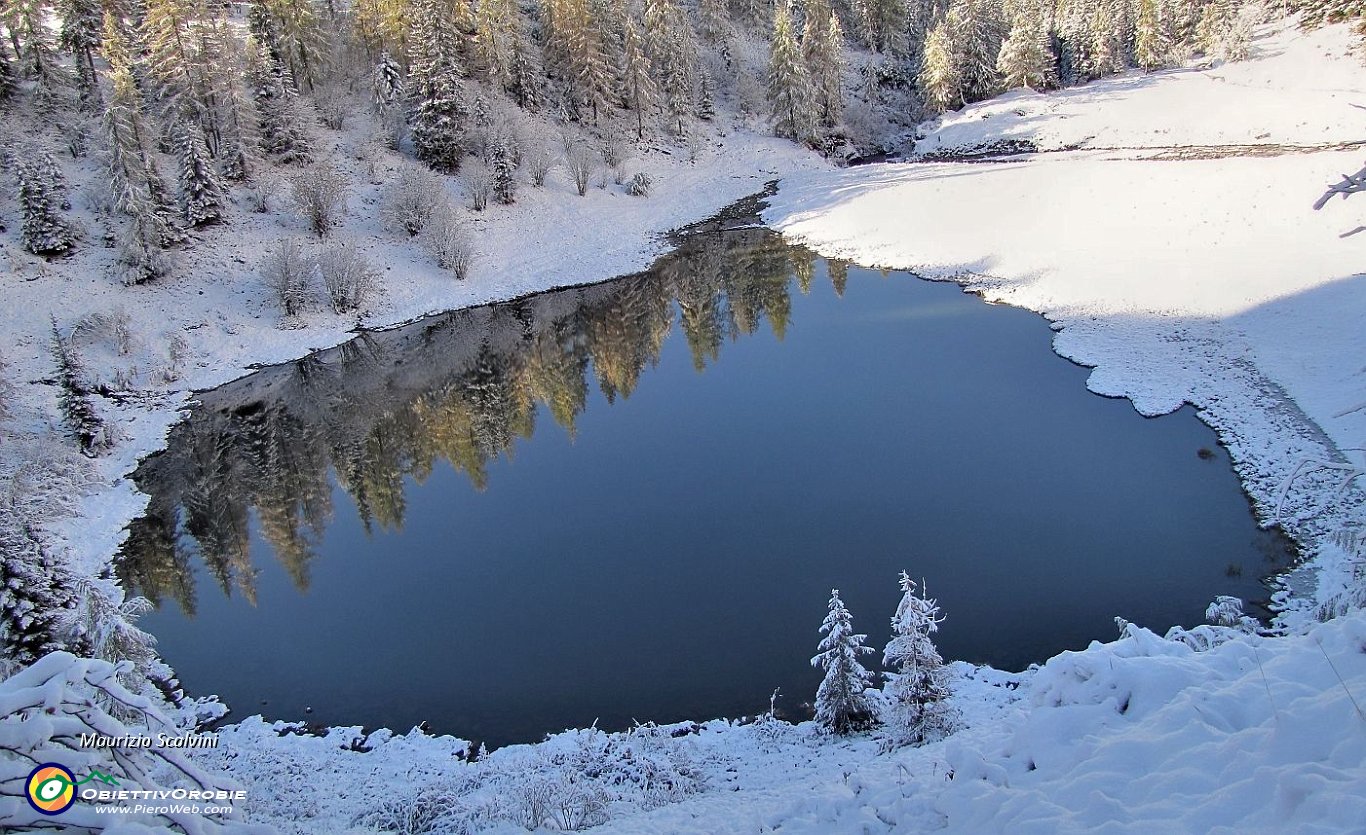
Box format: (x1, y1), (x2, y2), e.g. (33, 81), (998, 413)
(25, 763), (119, 816)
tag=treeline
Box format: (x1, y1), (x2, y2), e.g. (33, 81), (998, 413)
(118, 228), (835, 611)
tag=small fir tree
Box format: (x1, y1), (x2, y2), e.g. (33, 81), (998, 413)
(882, 572), (955, 747)
(997, 18), (1058, 90)
(51, 319), (105, 454)
(621, 16), (657, 138)
(920, 21), (962, 113)
(0, 517), (83, 664)
(247, 34), (313, 163)
(174, 121), (225, 226)
(15, 156), (74, 255)
(1134, 0), (1174, 69)
(810, 589), (878, 735)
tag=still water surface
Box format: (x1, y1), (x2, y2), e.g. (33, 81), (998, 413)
(120, 224), (1288, 746)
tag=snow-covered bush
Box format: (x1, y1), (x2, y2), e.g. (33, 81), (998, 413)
(627, 172), (652, 197)
(161, 332), (190, 383)
(289, 161), (347, 236)
(462, 160), (493, 211)
(880, 573), (957, 749)
(78, 307), (136, 355)
(0, 653), (264, 834)
(811, 589), (878, 735)
(382, 163), (447, 236)
(422, 206), (474, 280)
(260, 238), (314, 317)
(317, 243), (377, 313)
(526, 140), (557, 187)
(312, 82), (350, 131)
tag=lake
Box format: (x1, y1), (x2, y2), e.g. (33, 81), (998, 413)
(119, 218), (1290, 747)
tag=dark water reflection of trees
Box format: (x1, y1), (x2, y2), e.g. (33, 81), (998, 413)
(118, 229), (838, 615)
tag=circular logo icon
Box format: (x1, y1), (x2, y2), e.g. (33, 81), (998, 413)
(26, 763), (76, 816)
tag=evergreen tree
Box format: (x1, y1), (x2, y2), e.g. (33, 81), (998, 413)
(0, 516), (83, 664)
(1134, 0), (1174, 69)
(474, 0), (517, 89)
(486, 127), (516, 204)
(507, 36), (540, 109)
(103, 13), (181, 283)
(645, 0), (699, 130)
(699, 0), (729, 41)
(3, 0), (61, 87)
(51, 319), (105, 454)
(767, 0), (814, 141)
(58, 0), (102, 109)
(919, 20), (961, 112)
(264, 0), (327, 91)
(882, 573), (955, 747)
(810, 589), (878, 735)
(373, 49), (405, 111)
(803, 3), (844, 127)
(174, 119), (225, 225)
(621, 15), (657, 138)
(407, 0), (468, 170)
(203, 18), (259, 179)
(0, 44), (14, 100)
(246, 33), (313, 163)
(15, 154), (74, 255)
(949, 0), (1005, 104)
(997, 17), (1057, 89)
(142, 0), (216, 146)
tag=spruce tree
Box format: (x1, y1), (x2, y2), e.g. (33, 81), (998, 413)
(486, 129), (517, 204)
(474, 0), (517, 90)
(882, 573), (955, 747)
(51, 319), (105, 454)
(919, 20), (961, 113)
(767, 0), (814, 142)
(0, 516), (83, 664)
(143, 0), (217, 148)
(1134, 0), (1173, 70)
(408, 0), (468, 170)
(373, 49), (405, 112)
(58, 0), (102, 109)
(3, 0), (61, 87)
(997, 18), (1058, 89)
(15, 154), (74, 255)
(803, 3), (844, 127)
(810, 589), (878, 735)
(699, 0), (729, 42)
(645, 0), (699, 132)
(949, 0), (1005, 104)
(246, 33), (313, 163)
(621, 15), (657, 138)
(174, 120), (225, 226)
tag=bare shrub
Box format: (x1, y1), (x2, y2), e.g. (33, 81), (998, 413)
(77, 308), (135, 355)
(564, 142), (596, 197)
(261, 238), (314, 316)
(161, 332), (190, 382)
(312, 83), (350, 130)
(600, 131), (631, 168)
(318, 243), (377, 313)
(462, 161), (493, 211)
(627, 172), (652, 197)
(290, 161), (347, 236)
(382, 164), (446, 236)
(246, 174), (279, 213)
(526, 141), (557, 187)
(422, 206), (474, 280)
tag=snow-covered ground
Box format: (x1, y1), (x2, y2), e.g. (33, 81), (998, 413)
(5, 13), (1366, 835)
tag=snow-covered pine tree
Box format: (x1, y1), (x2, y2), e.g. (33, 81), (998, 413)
(949, 0), (1005, 104)
(0, 516), (83, 665)
(810, 589), (878, 735)
(3, 0), (61, 88)
(920, 20), (962, 112)
(408, 0), (469, 170)
(474, 0), (517, 90)
(246, 33), (313, 163)
(373, 49), (405, 111)
(174, 119), (225, 226)
(58, 0), (103, 110)
(767, 0), (814, 141)
(143, 0), (219, 151)
(507, 36), (540, 109)
(15, 154), (74, 254)
(1134, 0), (1174, 69)
(997, 17), (1058, 89)
(699, 0), (729, 42)
(882, 572), (955, 747)
(103, 13), (181, 283)
(264, 0), (328, 91)
(486, 128), (517, 204)
(645, 0), (700, 131)
(621, 15), (657, 138)
(1089, 0), (1132, 76)
(0, 44), (14, 100)
(50, 319), (105, 454)
(802, 1), (844, 127)
(202, 16), (258, 180)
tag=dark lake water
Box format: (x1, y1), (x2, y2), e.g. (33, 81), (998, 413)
(119, 221), (1290, 747)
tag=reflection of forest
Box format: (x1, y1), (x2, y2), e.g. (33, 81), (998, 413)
(119, 229), (847, 614)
